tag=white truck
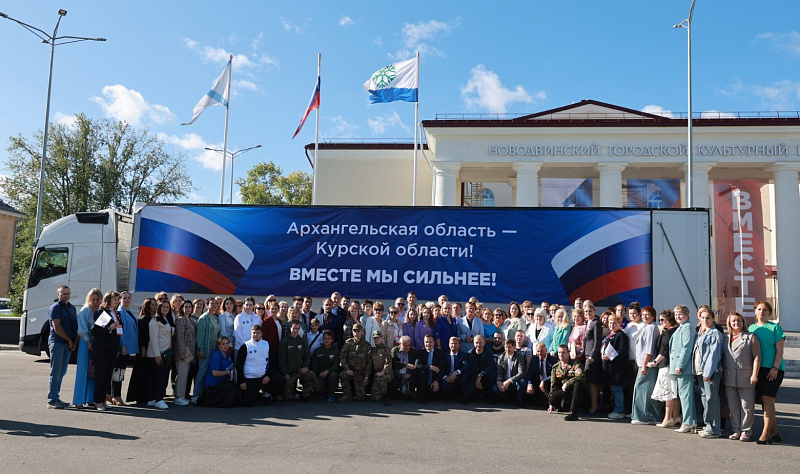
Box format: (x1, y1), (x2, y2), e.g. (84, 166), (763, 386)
(20, 204), (711, 356)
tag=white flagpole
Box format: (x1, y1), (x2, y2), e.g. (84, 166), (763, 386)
(312, 53), (321, 205)
(220, 55), (232, 204)
(412, 51), (420, 206)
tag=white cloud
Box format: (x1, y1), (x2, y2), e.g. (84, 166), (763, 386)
(756, 31), (800, 57)
(324, 115), (358, 138)
(394, 19), (456, 59)
(642, 104), (674, 118)
(339, 16), (355, 27)
(715, 78), (800, 110)
(700, 110), (737, 119)
(198, 46), (255, 71)
(233, 80), (258, 92)
(259, 54), (278, 67)
(54, 112), (78, 129)
(460, 65), (542, 114)
(91, 85), (176, 126)
(368, 111), (411, 135)
(372, 37), (383, 47)
(183, 38), (198, 49)
(157, 132), (227, 171)
(280, 16), (309, 34)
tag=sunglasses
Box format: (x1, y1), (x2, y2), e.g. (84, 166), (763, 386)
(390, 310), (398, 314)
(256, 307), (265, 311)
(268, 299), (276, 302)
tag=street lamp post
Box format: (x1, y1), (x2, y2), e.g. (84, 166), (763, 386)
(205, 145), (261, 204)
(674, 0), (697, 208)
(0, 9), (106, 245)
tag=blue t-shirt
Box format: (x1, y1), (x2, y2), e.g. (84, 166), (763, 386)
(48, 300), (77, 345)
(205, 349), (234, 388)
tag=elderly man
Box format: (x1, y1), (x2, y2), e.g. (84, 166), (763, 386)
(339, 323), (372, 402)
(390, 335), (418, 400)
(526, 342), (557, 408)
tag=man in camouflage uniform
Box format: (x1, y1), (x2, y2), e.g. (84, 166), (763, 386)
(369, 330), (393, 406)
(279, 320), (316, 402)
(339, 323), (372, 402)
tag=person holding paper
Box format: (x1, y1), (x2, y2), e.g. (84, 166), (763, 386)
(90, 291), (122, 411)
(601, 315), (629, 419)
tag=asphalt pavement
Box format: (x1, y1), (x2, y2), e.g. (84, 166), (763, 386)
(1, 350), (798, 473)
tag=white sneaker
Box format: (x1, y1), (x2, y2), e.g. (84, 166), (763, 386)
(147, 400), (156, 406)
(609, 412), (626, 419)
(174, 398), (190, 406)
(154, 400), (169, 409)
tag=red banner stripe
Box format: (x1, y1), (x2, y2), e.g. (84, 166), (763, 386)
(138, 246), (237, 294)
(568, 262), (651, 303)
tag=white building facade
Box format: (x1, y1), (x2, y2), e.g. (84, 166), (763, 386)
(310, 100), (800, 330)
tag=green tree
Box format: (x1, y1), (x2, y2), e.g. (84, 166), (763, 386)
(237, 161), (312, 205)
(1, 114), (193, 312)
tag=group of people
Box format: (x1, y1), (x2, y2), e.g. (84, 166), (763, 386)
(45, 287), (786, 444)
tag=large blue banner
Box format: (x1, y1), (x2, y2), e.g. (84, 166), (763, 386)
(134, 206), (652, 306)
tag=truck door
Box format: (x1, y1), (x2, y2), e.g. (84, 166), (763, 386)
(20, 245), (72, 352)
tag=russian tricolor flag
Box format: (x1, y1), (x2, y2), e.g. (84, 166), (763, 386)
(292, 76), (320, 139)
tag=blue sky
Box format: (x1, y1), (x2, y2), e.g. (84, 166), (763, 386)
(1, 1), (799, 204)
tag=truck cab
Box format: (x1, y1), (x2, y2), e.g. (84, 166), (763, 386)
(19, 211), (132, 355)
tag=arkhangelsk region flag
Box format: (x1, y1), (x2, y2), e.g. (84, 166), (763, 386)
(182, 58), (231, 125)
(292, 75), (320, 139)
(363, 57), (418, 104)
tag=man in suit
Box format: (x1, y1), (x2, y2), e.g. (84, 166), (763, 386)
(526, 342), (557, 408)
(299, 296), (317, 334)
(319, 298), (344, 349)
(390, 335), (418, 399)
(468, 334), (497, 402)
(415, 333), (444, 403)
(494, 339), (527, 406)
(457, 302), (483, 353)
(442, 337), (470, 403)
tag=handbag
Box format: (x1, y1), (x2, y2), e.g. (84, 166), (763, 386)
(88, 351), (96, 379)
(112, 366), (125, 382)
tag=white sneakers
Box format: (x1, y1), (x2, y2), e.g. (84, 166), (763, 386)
(174, 398), (190, 406)
(154, 400), (169, 409)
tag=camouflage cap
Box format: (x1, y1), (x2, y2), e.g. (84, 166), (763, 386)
(372, 330), (382, 338)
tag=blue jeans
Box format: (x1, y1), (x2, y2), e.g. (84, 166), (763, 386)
(195, 355), (211, 398)
(610, 384), (625, 414)
(698, 372), (721, 435)
(48, 342), (71, 403)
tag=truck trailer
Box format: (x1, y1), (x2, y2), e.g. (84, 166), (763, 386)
(20, 204), (711, 356)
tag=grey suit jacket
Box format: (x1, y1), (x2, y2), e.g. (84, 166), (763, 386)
(723, 332), (760, 387)
(496, 351), (526, 384)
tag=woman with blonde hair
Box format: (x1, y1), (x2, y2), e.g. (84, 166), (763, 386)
(723, 312), (761, 441)
(72, 288), (102, 408)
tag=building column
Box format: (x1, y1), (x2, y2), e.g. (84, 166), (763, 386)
(432, 162), (461, 206)
(688, 162), (716, 209)
(513, 162), (542, 207)
(771, 162), (800, 331)
(596, 162), (627, 207)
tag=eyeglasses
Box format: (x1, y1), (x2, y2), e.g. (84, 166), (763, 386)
(397, 303), (406, 306)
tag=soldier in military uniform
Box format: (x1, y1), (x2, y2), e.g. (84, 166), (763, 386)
(339, 323), (373, 402)
(548, 344), (586, 421)
(369, 330), (393, 406)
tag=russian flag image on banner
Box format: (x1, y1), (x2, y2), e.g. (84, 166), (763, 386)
(363, 57), (418, 103)
(135, 206), (254, 294)
(550, 212), (651, 306)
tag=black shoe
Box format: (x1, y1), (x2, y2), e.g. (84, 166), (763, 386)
(756, 438), (772, 445)
(770, 433), (782, 443)
(564, 412), (578, 421)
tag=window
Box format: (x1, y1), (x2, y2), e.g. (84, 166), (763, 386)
(28, 247), (69, 289)
(481, 188), (495, 207)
